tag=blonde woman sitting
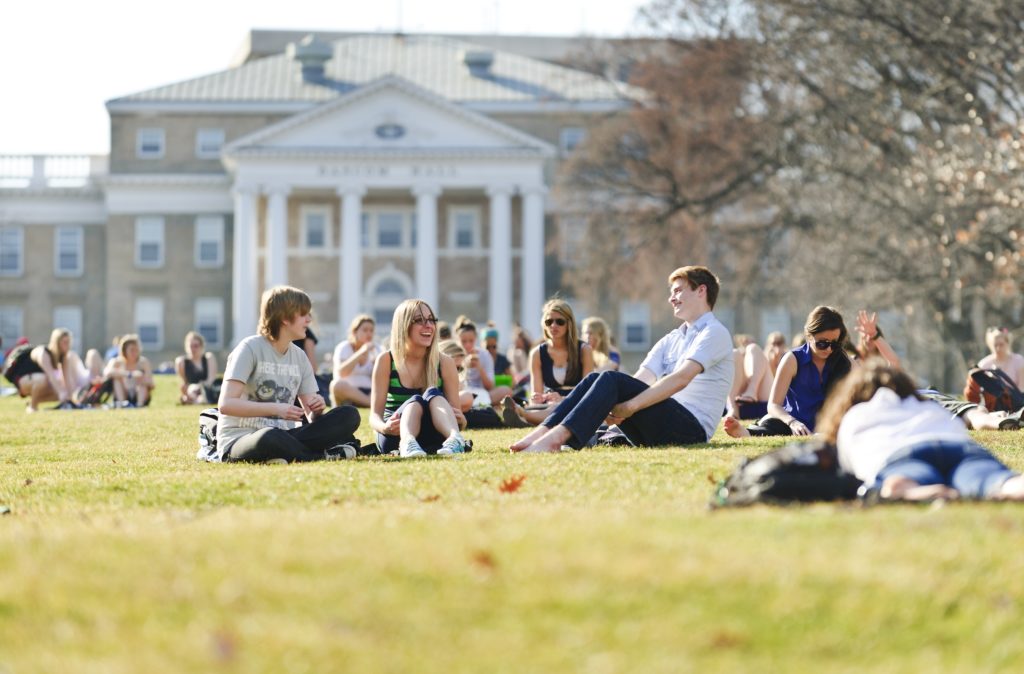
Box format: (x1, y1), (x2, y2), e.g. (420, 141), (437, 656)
(175, 331), (219, 404)
(582, 316), (620, 372)
(331, 314), (379, 408)
(502, 299), (594, 427)
(104, 334), (155, 407)
(18, 328), (103, 411)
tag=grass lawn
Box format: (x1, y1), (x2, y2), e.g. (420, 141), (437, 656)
(2, 375), (1024, 673)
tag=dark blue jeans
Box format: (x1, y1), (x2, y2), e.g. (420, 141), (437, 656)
(541, 371), (707, 449)
(376, 387), (448, 454)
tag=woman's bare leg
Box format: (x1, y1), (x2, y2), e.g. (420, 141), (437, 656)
(331, 379), (371, 408)
(428, 396), (460, 438)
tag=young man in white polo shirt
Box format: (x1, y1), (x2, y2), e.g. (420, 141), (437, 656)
(510, 266), (734, 453)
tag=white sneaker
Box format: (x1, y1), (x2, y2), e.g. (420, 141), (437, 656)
(437, 435), (469, 456)
(399, 439), (427, 458)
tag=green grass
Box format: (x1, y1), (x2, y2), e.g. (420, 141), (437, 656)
(2, 375), (1024, 673)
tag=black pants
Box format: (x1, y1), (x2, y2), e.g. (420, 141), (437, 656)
(228, 405), (360, 463)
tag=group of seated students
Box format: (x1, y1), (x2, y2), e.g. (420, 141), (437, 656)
(6, 329), (155, 411)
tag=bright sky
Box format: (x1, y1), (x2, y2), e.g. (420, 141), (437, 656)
(1, 0), (649, 155)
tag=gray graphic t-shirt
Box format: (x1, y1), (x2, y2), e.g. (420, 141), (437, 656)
(217, 335), (317, 458)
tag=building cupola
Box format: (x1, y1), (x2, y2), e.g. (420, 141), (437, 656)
(288, 34), (333, 82)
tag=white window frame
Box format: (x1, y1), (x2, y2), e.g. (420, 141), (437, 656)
(135, 216), (165, 268)
(195, 128), (225, 159)
(53, 306), (83, 342)
(135, 297), (164, 351)
(136, 128), (165, 159)
(194, 215), (225, 268)
(362, 207), (415, 253)
(194, 297), (224, 349)
(559, 127), (587, 156)
(0, 305), (23, 346)
(300, 204), (333, 251)
(619, 301), (651, 351)
(0, 226), (24, 277)
(54, 225), (84, 277)
(446, 206), (482, 250)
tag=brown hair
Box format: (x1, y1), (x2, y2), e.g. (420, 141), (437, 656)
(668, 266), (720, 309)
(347, 314), (375, 345)
(183, 330), (204, 355)
(815, 359), (923, 443)
(804, 306), (852, 392)
(258, 286), (312, 340)
(119, 333), (140, 360)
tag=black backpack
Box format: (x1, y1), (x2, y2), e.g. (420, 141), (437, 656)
(196, 408), (221, 462)
(963, 367), (1024, 413)
(75, 378), (114, 407)
(711, 439), (863, 508)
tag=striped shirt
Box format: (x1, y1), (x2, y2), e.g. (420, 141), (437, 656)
(383, 351), (443, 418)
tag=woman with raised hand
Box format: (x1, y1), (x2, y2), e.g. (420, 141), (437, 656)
(978, 326), (1024, 389)
(582, 316), (620, 373)
(818, 360), (1024, 502)
(853, 310), (901, 368)
(501, 299), (595, 427)
(330, 314), (379, 408)
(724, 306), (853, 438)
(175, 331), (219, 404)
(370, 300), (469, 457)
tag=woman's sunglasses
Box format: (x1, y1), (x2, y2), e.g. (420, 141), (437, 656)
(412, 316), (438, 326)
(544, 317), (567, 327)
(813, 339), (840, 351)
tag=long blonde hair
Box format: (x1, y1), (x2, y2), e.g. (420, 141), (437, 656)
(46, 328), (71, 367)
(390, 299), (441, 390)
(582, 316), (612, 369)
(542, 298), (581, 379)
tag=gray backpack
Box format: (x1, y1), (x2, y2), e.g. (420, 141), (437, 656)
(196, 408), (221, 462)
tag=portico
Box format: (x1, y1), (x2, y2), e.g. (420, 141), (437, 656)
(222, 76), (555, 346)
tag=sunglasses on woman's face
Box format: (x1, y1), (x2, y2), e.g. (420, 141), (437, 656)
(544, 317), (567, 327)
(813, 339), (840, 351)
(412, 316), (438, 326)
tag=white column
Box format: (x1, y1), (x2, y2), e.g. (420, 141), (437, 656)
(231, 185), (258, 345)
(487, 185), (513, 346)
(264, 185), (290, 288)
(338, 186), (366, 327)
(413, 184), (441, 310)
(521, 186), (547, 334)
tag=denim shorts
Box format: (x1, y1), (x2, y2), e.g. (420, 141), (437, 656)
(874, 440), (1016, 498)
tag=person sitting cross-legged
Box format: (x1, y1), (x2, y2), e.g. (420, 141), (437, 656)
(509, 266), (734, 453)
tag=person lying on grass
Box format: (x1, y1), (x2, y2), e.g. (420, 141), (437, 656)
(369, 299), (470, 458)
(509, 265), (734, 453)
(217, 285), (360, 463)
(816, 360), (1024, 501)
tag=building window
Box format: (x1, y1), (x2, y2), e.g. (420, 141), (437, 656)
(195, 128), (225, 159)
(194, 215), (224, 268)
(447, 207), (481, 250)
(54, 226), (84, 277)
(0, 226), (24, 276)
(360, 213), (370, 247)
(0, 306), (23, 345)
(301, 205), (332, 250)
(378, 213), (404, 248)
(194, 297), (224, 349)
(365, 268), (413, 331)
(135, 298), (164, 350)
(559, 127), (587, 156)
(557, 216), (587, 267)
(53, 306), (83, 341)
(135, 216), (164, 268)
(136, 128), (165, 159)
(619, 301), (651, 351)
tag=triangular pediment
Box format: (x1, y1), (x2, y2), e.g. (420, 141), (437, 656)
(224, 76), (555, 157)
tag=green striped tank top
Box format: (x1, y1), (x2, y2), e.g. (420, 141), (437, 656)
(384, 352), (443, 417)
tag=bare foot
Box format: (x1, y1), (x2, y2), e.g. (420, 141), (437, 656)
(723, 416), (750, 438)
(501, 396), (531, 429)
(510, 426), (548, 452)
(518, 425), (572, 453)
(881, 476), (959, 501)
(997, 475), (1024, 500)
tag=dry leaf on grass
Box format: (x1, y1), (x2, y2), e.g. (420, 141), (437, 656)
(498, 474), (526, 493)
